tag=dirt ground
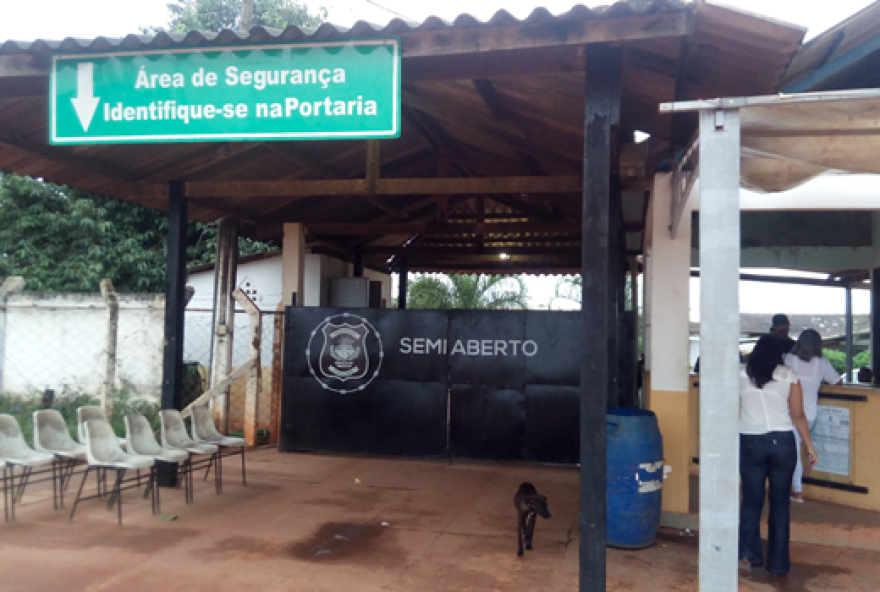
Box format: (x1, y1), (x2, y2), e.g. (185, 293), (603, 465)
(2, 448), (879, 591)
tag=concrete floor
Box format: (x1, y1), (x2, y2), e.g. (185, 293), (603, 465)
(2, 448), (880, 591)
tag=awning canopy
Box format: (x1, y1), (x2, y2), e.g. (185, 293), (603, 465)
(663, 88), (880, 193)
(659, 87), (880, 591)
(0, 1), (807, 274)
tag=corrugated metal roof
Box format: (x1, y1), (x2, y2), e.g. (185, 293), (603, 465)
(781, 2), (880, 91)
(0, 1), (687, 54)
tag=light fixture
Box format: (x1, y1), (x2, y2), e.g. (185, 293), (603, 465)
(499, 253), (510, 260)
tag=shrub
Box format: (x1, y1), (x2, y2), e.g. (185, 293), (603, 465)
(0, 389), (160, 444)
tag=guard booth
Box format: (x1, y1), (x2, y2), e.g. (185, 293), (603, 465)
(0, 2), (811, 590)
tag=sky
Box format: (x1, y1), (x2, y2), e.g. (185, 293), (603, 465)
(0, 0), (875, 44)
(0, 0), (875, 314)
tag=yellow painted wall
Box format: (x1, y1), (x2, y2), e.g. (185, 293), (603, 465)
(648, 388), (690, 514)
(804, 384), (880, 511)
(689, 382), (880, 512)
(688, 375), (700, 475)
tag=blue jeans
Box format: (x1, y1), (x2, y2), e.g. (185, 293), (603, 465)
(739, 431), (797, 574)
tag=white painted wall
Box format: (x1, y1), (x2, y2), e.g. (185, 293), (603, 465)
(188, 252), (284, 310)
(691, 173), (880, 211)
(1, 292), (165, 398)
(186, 251), (392, 368)
(646, 173), (693, 392)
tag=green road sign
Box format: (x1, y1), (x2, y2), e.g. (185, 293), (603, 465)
(50, 39), (400, 144)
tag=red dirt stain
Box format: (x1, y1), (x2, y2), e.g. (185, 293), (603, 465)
(289, 522), (388, 561)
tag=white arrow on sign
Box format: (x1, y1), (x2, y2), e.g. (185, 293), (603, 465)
(71, 62), (100, 132)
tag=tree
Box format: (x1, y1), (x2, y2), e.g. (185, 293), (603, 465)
(823, 348), (871, 375)
(155, 0), (326, 33)
(553, 274), (633, 310)
(407, 274), (529, 310)
(0, 174), (273, 292)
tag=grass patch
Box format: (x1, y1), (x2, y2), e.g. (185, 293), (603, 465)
(0, 390), (160, 445)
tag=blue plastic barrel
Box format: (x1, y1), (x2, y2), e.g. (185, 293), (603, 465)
(606, 407), (664, 548)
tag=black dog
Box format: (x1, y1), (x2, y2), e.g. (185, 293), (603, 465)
(514, 482), (551, 556)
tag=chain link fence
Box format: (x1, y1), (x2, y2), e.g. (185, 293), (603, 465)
(1, 292), (165, 399)
(184, 308), (283, 442)
(0, 291), (284, 444)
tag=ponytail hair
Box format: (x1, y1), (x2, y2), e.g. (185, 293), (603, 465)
(747, 335), (783, 389)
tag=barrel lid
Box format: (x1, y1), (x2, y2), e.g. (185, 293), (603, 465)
(606, 406), (656, 418)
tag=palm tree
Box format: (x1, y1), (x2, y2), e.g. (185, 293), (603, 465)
(552, 275), (633, 310)
(407, 274), (529, 310)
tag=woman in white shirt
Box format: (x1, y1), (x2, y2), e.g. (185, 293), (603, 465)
(740, 335), (818, 576)
(783, 328), (841, 502)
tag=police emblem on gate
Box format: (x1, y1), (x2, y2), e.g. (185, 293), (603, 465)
(307, 313), (383, 393)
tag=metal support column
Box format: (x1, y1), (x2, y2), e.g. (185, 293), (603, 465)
(353, 246), (364, 277)
(397, 260), (408, 309)
(872, 268), (880, 385)
(580, 42), (621, 592)
(161, 180), (187, 412)
(608, 175), (621, 407)
(698, 108), (741, 592)
(630, 256), (641, 408)
(846, 282), (854, 382)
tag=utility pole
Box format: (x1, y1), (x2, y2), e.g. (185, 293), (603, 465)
(241, 0), (254, 30)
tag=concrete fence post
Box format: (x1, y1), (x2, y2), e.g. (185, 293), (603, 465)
(100, 279), (119, 415)
(269, 302), (284, 444)
(210, 217), (238, 432)
(233, 288), (261, 445)
(0, 276), (25, 393)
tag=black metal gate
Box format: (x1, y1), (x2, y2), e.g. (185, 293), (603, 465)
(279, 307), (580, 463)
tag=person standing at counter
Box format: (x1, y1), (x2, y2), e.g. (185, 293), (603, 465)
(740, 335), (818, 576)
(770, 313), (796, 354)
(783, 329), (841, 502)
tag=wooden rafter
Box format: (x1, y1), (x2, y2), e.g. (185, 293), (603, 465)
(136, 143), (264, 183)
(182, 175), (581, 198)
(0, 131), (140, 183)
(305, 221), (579, 235)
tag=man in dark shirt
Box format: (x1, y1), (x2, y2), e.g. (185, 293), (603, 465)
(770, 313), (796, 354)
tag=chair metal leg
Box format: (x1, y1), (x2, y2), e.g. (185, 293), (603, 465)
(188, 456), (194, 504)
(7, 465), (15, 522)
(180, 456), (193, 504)
(112, 469), (124, 525)
(215, 451), (223, 494)
(14, 466), (31, 503)
(107, 469), (125, 511)
(69, 467), (91, 521)
(51, 460), (58, 510)
(152, 466), (160, 516)
(3, 465), (10, 522)
(60, 458), (77, 495)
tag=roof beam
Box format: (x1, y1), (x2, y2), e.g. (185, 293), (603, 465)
(0, 131), (140, 183)
(184, 175), (581, 198)
(266, 142), (339, 178)
(364, 245), (581, 256)
(136, 142), (264, 183)
(305, 221), (579, 235)
(783, 32), (880, 93)
(403, 46), (581, 81)
(399, 11), (692, 58)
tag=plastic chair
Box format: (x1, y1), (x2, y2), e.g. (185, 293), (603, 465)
(124, 415), (191, 502)
(0, 414), (56, 521)
(33, 409), (87, 500)
(77, 407), (126, 448)
(191, 405), (247, 491)
(69, 419), (157, 525)
(159, 410), (220, 494)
